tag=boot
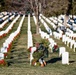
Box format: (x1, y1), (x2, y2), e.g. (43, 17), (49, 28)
(41, 64), (44, 67)
(44, 61), (46, 66)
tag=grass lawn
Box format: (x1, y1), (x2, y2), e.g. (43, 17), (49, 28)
(0, 16), (76, 75)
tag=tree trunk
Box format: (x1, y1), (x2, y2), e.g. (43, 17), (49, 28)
(36, 15), (39, 34)
(35, 0), (39, 34)
(29, 0), (40, 34)
(64, 14), (69, 27)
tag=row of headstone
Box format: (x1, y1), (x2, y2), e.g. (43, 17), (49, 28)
(2, 15), (9, 21)
(66, 28), (76, 40)
(49, 15), (76, 52)
(62, 34), (76, 52)
(50, 14), (70, 63)
(41, 14), (64, 35)
(0, 15), (15, 29)
(63, 28), (76, 52)
(0, 12), (9, 18)
(0, 15), (25, 60)
(48, 15), (76, 48)
(49, 15), (72, 34)
(33, 14), (37, 25)
(39, 28), (50, 39)
(64, 15), (76, 31)
(0, 12), (13, 24)
(28, 14), (36, 65)
(39, 15), (52, 36)
(67, 15), (76, 31)
(47, 16), (76, 40)
(0, 12), (9, 15)
(40, 15), (63, 40)
(49, 16), (63, 25)
(0, 12), (7, 60)
(53, 31), (62, 40)
(0, 15), (20, 38)
(50, 15), (76, 52)
(40, 14), (57, 30)
(27, 14), (33, 49)
(41, 14), (76, 32)
(49, 16), (66, 34)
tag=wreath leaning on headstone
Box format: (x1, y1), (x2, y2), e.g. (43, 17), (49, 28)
(52, 44), (59, 52)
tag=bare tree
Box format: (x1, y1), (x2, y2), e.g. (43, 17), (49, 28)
(28, 0), (42, 34)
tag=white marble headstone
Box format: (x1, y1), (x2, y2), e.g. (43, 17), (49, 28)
(59, 47), (66, 57)
(62, 52), (69, 65)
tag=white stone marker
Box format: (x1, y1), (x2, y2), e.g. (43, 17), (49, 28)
(62, 52), (69, 65)
(59, 47), (66, 57)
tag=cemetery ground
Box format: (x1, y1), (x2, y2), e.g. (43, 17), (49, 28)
(0, 16), (76, 75)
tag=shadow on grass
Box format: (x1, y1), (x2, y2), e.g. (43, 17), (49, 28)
(69, 61), (75, 63)
(46, 57), (61, 64)
(7, 55), (29, 66)
(7, 59), (29, 66)
(7, 61), (14, 66)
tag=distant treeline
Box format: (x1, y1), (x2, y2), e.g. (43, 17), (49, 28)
(0, 0), (76, 16)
